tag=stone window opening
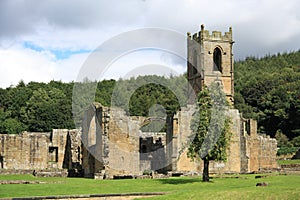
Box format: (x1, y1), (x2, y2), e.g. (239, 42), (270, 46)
(141, 145), (147, 153)
(49, 147), (58, 162)
(192, 50), (198, 75)
(77, 146), (81, 161)
(0, 154), (3, 169)
(213, 47), (222, 72)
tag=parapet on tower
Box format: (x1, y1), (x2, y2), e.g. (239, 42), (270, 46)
(187, 24), (234, 104)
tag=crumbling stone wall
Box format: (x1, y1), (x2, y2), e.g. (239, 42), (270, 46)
(174, 107), (278, 174)
(0, 132), (50, 169)
(174, 105), (199, 172)
(0, 105), (278, 176)
(81, 104), (143, 178)
(81, 103), (106, 177)
(107, 107), (142, 176)
(248, 135), (278, 171)
(49, 129), (68, 169)
(0, 129), (81, 173)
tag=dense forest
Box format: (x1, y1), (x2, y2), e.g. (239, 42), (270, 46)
(234, 50), (300, 150)
(0, 76), (187, 133)
(0, 50), (300, 151)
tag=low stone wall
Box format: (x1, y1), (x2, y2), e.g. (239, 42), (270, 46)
(0, 180), (46, 185)
(1, 193), (166, 200)
(33, 169), (68, 177)
(0, 169), (34, 175)
(0, 169), (68, 177)
(281, 164), (300, 171)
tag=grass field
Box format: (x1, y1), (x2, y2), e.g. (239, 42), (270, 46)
(0, 174), (299, 199)
(277, 159), (300, 165)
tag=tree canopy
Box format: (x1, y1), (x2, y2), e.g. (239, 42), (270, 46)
(234, 50), (300, 143)
(188, 82), (232, 181)
(0, 75), (187, 133)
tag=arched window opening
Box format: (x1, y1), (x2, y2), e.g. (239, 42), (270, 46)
(213, 47), (222, 72)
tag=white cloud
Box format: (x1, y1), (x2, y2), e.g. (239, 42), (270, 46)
(0, 0), (300, 88)
(0, 45), (89, 88)
(103, 49), (185, 80)
(0, 45), (57, 87)
(56, 52), (90, 82)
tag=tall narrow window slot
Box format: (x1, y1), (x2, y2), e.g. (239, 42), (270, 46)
(213, 47), (222, 72)
(49, 147), (58, 162)
(192, 50), (198, 75)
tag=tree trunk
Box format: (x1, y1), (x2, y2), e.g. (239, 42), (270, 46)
(202, 156), (209, 182)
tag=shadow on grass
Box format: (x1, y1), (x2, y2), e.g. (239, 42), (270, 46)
(157, 178), (202, 185)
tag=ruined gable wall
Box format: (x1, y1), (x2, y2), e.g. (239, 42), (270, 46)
(107, 108), (144, 175)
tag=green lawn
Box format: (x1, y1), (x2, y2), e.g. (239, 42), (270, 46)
(277, 159), (300, 165)
(0, 174), (299, 199)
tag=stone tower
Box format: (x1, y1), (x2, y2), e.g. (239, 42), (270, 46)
(187, 24), (234, 104)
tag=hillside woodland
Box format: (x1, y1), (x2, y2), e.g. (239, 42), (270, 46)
(234, 51), (300, 152)
(0, 51), (300, 153)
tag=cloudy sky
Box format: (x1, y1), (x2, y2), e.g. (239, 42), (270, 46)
(0, 0), (300, 88)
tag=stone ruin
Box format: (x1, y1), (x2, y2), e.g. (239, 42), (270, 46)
(0, 103), (279, 178)
(0, 25), (279, 178)
(0, 129), (81, 177)
(78, 103), (278, 178)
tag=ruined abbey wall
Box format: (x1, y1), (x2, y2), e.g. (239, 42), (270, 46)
(174, 107), (278, 174)
(0, 104), (278, 177)
(0, 102), (278, 177)
(107, 108), (142, 176)
(0, 129), (81, 172)
(0, 132), (50, 169)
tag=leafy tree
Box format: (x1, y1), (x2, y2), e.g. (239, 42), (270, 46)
(291, 136), (300, 147)
(21, 88), (74, 131)
(129, 82), (180, 117)
(275, 130), (291, 147)
(0, 108), (27, 134)
(188, 82), (232, 182)
(0, 108), (9, 133)
(1, 81), (32, 119)
(3, 118), (27, 134)
(95, 79), (116, 106)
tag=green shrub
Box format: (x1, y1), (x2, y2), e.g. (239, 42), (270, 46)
(277, 146), (299, 156)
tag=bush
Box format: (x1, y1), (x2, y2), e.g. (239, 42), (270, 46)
(277, 146), (299, 156)
(291, 136), (300, 147)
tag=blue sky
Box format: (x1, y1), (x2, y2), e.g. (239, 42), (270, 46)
(23, 41), (91, 60)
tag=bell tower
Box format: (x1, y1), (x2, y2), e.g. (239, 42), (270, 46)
(187, 24), (234, 104)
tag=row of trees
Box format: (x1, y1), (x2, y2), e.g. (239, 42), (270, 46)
(0, 50), (299, 147)
(0, 81), (75, 133)
(0, 75), (187, 134)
